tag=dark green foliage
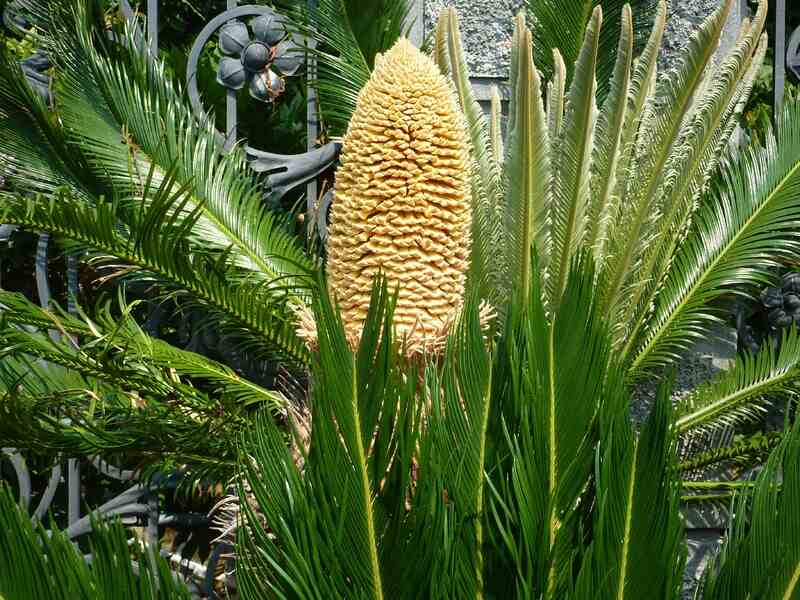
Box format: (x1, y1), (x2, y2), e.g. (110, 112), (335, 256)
(0, 485), (192, 600)
(699, 420), (800, 599)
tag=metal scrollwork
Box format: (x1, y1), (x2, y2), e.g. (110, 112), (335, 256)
(186, 4), (339, 202)
(789, 25), (800, 83)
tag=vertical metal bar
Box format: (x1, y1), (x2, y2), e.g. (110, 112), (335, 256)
(306, 0), (319, 240)
(407, 0), (424, 47)
(67, 458), (81, 526)
(774, 0), (786, 124)
(147, 0), (158, 58)
(736, 0), (749, 149)
(67, 254), (78, 315)
(225, 0), (238, 151)
(147, 492), (159, 546)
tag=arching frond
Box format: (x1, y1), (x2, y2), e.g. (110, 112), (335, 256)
(501, 15), (550, 308)
(547, 7), (600, 302)
(0, 50), (95, 199)
(0, 187), (311, 365)
(628, 101), (800, 377)
(674, 330), (800, 436)
(1, 2), (313, 297)
(0, 291), (287, 413)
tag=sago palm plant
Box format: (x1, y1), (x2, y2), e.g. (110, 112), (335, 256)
(2, 0), (800, 597)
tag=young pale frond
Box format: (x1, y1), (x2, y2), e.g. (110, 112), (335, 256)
(674, 330), (800, 436)
(546, 49), (567, 147)
(0, 486), (192, 600)
(527, 0), (659, 101)
(574, 390), (684, 600)
(600, 0), (733, 327)
(547, 7), (600, 303)
(434, 8), (502, 305)
(490, 86), (504, 167)
(628, 100), (800, 377)
(501, 15), (550, 309)
(0, 188), (311, 364)
(699, 420), (800, 599)
(584, 5), (633, 259)
(619, 3), (768, 355)
(592, 0), (665, 269)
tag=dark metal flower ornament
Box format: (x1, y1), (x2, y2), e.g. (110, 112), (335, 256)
(216, 13), (302, 103)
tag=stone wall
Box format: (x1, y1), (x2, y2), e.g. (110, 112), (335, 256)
(417, 0), (746, 97)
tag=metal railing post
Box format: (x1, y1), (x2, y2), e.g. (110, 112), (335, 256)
(226, 0), (239, 151)
(774, 0), (786, 124)
(147, 0), (158, 57)
(307, 0), (319, 240)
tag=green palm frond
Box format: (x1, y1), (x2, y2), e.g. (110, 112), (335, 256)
(526, 0), (659, 101)
(628, 100), (800, 377)
(238, 280), (415, 599)
(0, 349), (242, 484)
(500, 15), (549, 308)
(422, 295), (493, 596)
(0, 486), (192, 600)
(674, 330), (800, 436)
(699, 420), (800, 599)
(487, 256), (616, 598)
(0, 49), (95, 199)
(2, 2), (312, 296)
(0, 290), (287, 412)
(574, 389), (684, 600)
(677, 430), (783, 474)
(547, 6), (600, 301)
(0, 186), (311, 364)
(60, 7), (312, 290)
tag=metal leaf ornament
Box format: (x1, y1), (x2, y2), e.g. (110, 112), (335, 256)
(737, 272), (800, 354)
(216, 13), (302, 103)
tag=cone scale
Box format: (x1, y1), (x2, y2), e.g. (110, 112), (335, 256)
(324, 38), (472, 354)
